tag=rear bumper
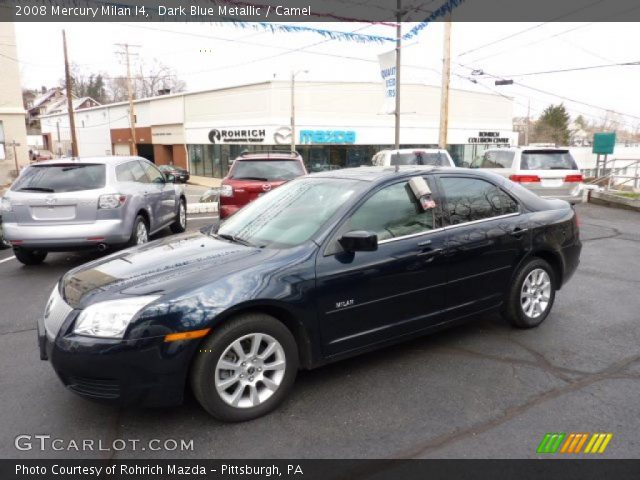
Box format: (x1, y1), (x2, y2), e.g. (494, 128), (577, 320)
(3, 219), (131, 248)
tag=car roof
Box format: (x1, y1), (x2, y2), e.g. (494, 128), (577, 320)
(308, 165), (506, 185)
(378, 148), (448, 154)
(28, 156), (149, 167)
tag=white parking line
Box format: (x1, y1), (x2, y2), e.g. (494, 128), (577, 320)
(0, 256), (16, 264)
(188, 216), (218, 220)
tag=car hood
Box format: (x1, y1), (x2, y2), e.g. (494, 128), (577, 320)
(61, 232), (275, 309)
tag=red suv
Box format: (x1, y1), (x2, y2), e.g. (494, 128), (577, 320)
(218, 151), (307, 219)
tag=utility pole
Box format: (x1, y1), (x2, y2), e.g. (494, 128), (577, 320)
(438, 17), (452, 149)
(62, 30), (78, 157)
(394, 0), (402, 151)
(290, 70), (308, 153)
(115, 43), (140, 156)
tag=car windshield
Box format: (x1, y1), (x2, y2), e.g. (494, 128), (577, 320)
(520, 150), (578, 170)
(218, 177), (362, 248)
(391, 152), (449, 166)
(230, 160), (305, 181)
(11, 164), (106, 193)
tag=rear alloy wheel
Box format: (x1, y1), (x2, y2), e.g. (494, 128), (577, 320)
(128, 215), (149, 247)
(191, 313), (298, 422)
(13, 248), (48, 266)
(503, 258), (556, 328)
(170, 199), (187, 233)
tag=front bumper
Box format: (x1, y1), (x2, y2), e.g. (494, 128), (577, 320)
(4, 219), (131, 248)
(38, 299), (197, 407)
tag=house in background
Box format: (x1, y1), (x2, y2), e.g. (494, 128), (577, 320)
(23, 87), (100, 135)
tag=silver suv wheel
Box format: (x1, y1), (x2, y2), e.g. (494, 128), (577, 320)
(136, 221), (148, 245)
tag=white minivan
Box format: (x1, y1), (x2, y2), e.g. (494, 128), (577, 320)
(372, 149), (455, 168)
(471, 147), (583, 203)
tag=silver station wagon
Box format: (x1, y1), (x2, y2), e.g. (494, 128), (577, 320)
(1, 156), (187, 265)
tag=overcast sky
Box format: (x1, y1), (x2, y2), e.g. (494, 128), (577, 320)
(13, 22), (640, 130)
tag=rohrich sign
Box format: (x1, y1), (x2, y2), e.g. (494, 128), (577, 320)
(208, 128), (266, 144)
(468, 131), (510, 144)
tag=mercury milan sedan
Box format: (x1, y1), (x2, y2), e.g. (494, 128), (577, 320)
(39, 167), (581, 421)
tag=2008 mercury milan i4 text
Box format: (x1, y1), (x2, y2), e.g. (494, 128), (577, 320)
(38, 167), (581, 421)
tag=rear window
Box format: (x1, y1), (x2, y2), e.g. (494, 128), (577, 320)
(12, 164), (106, 193)
(230, 160), (305, 181)
(391, 151), (449, 166)
(521, 150), (578, 170)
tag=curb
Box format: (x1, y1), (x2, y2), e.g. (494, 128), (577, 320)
(588, 191), (640, 213)
(187, 202), (218, 214)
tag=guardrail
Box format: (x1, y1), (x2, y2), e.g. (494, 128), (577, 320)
(583, 159), (640, 192)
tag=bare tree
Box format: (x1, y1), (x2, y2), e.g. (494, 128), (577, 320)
(107, 59), (186, 102)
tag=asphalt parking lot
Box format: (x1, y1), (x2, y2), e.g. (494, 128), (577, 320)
(0, 203), (638, 459)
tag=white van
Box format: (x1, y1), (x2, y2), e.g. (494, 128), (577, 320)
(471, 147), (583, 203)
(372, 149), (455, 168)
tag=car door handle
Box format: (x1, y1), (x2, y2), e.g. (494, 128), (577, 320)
(417, 248), (444, 258)
(510, 227), (529, 237)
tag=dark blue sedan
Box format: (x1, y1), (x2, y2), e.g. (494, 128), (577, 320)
(39, 167), (581, 421)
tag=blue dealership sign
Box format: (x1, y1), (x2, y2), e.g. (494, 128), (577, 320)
(300, 130), (356, 144)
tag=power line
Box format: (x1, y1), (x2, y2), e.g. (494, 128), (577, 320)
(492, 60), (640, 78)
(455, 62), (640, 125)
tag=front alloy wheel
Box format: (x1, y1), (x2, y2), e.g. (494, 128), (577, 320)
(215, 333), (286, 408)
(191, 312), (298, 422)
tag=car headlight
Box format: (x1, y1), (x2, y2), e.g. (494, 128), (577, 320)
(74, 296), (160, 339)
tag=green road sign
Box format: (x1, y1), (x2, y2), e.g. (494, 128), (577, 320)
(592, 132), (616, 155)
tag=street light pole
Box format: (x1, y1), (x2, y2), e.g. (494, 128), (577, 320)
(290, 70), (308, 153)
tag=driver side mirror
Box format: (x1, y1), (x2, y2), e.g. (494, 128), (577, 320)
(165, 173), (176, 183)
(339, 231), (378, 252)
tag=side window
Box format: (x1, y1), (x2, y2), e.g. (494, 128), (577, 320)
(440, 177), (518, 225)
(140, 161), (164, 184)
(128, 161), (149, 183)
(347, 180), (435, 242)
(115, 162), (135, 182)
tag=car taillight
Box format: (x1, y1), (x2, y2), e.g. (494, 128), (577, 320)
(509, 175), (541, 183)
(564, 174), (583, 183)
(0, 197), (12, 212)
(219, 184), (234, 197)
(98, 194), (127, 209)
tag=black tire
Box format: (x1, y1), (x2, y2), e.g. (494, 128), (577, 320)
(503, 258), (556, 329)
(127, 215), (149, 247)
(13, 248), (48, 266)
(190, 312), (299, 422)
(170, 199), (187, 234)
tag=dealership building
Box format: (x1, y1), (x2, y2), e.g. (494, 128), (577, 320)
(41, 80), (518, 178)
